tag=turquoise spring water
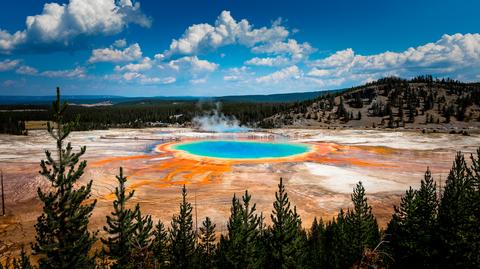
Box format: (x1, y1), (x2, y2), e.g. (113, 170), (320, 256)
(172, 140), (310, 159)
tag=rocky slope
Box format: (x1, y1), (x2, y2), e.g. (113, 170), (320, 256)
(263, 76), (480, 133)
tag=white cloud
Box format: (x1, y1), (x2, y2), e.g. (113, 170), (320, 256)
(0, 0), (151, 53)
(252, 39), (314, 58)
(245, 56), (290, 67)
(308, 34), (480, 81)
(120, 72), (175, 84)
(164, 10), (288, 57)
(158, 76), (176, 84)
(0, 59), (20, 71)
(309, 48), (354, 69)
(256, 65), (301, 83)
(114, 57), (152, 72)
(166, 56), (218, 73)
(41, 67), (86, 78)
(89, 42), (142, 63)
(16, 65), (38, 75)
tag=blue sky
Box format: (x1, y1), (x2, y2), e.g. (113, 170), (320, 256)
(0, 0), (479, 96)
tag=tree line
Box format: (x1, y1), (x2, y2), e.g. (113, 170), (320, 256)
(0, 100), (294, 134)
(1, 90), (480, 268)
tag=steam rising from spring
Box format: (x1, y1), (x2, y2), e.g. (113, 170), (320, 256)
(193, 102), (250, 133)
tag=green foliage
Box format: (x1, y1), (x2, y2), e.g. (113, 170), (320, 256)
(169, 185), (196, 269)
(32, 88), (97, 269)
(387, 169), (438, 267)
(217, 190), (262, 269)
(267, 178), (306, 269)
(151, 220), (169, 267)
(307, 217), (326, 268)
(130, 204), (154, 268)
(346, 181), (380, 260)
(438, 152), (479, 267)
(101, 167), (137, 269)
(197, 217), (217, 268)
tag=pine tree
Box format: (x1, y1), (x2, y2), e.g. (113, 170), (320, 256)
(32, 88), (97, 269)
(345, 181), (380, 266)
(217, 191), (261, 269)
(387, 170), (438, 268)
(438, 152), (478, 267)
(102, 167), (137, 269)
(328, 209), (350, 269)
(169, 185), (196, 269)
(307, 217), (326, 268)
(130, 204), (154, 268)
(468, 149), (480, 266)
(197, 216), (216, 268)
(151, 220), (169, 268)
(413, 168), (438, 266)
(268, 178), (306, 269)
(387, 187), (417, 268)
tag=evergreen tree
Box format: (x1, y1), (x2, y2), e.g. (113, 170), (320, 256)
(197, 216), (216, 268)
(438, 152), (478, 267)
(345, 181), (380, 266)
(387, 169), (438, 268)
(413, 168), (438, 266)
(468, 149), (480, 266)
(387, 187), (418, 268)
(268, 178), (306, 269)
(169, 185), (196, 269)
(130, 204), (154, 268)
(307, 217), (326, 268)
(102, 167), (137, 269)
(151, 220), (169, 268)
(217, 191), (261, 269)
(32, 88), (97, 269)
(328, 209), (350, 269)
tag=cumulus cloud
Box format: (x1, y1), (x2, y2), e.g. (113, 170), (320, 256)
(0, 59), (20, 71)
(247, 39), (315, 66)
(164, 10), (289, 58)
(89, 42), (143, 63)
(245, 56), (290, 67)
(41, 67), (86, 78)
(114, 57), (152, 72)
(165, 56), (218, 73)
(307, 34), (480, 82)
(0, 0), (151, 53)
(119, 72), (175, 84)
(256, 65), (301, 83)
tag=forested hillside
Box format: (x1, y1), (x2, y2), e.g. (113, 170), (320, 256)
(264, 76), (480, 132)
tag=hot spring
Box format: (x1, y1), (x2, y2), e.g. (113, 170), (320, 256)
(171, 140), (311, 160)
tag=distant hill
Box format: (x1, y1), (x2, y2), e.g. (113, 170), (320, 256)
(0, 89), (339, 105)
(263, 76), (480, 132)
